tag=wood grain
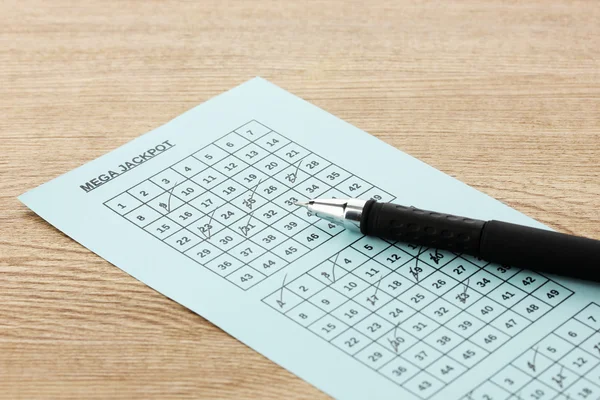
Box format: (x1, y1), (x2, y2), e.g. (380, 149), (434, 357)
(1, 0), (599, 398)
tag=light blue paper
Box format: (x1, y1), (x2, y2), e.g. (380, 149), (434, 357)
(20, 78), (600, 399)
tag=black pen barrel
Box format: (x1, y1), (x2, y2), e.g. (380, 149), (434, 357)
(480, 220), (600, 281)
(360, 201), (600, 282)
(360, 201), (486, 254)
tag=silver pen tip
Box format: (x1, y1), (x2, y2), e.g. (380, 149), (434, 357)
(295, 201), (312, 208)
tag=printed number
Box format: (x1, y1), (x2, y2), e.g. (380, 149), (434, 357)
(221, 210), (234, 220)
(458, 320), (472, 330)
(326, 171), (340, 180)
(219, 235), (233, 245)
(476, 278), (490, 287)
(222, 186), (236, 196)
(434, 307), (448, 317)
(526, 304), (539, 314)
(386, 254), (401, 263)
(265, 161), (278, 170)
(432, 279), (446, 289)
(389, 308), (403, 318)
(522, 276), (536, 286)
(321, 323), (336, 334)
(453, 265), (466, 275)
(179, 211), (193, 221)
(306, 184), (319, 194)
(480, 305), (494, 315)
(263, 209), (278, 219)
(156, 224), (170, 234)
(197, 248), (211, 258)
(412, 322), (427, 332)
(264, 185), (277, 195)
(497, 265), (511, 274)
(197, 223), (212, 234)
(176, 237), (191, 246)
(411, 293), (425, 303)
(505, 318), (518, 329)
(201, 198), (213, 208)
(181, 187), (194, 196)
(244, 174), (257, 183)
(306, 233), (319, 242)
(203, 175), (217, 184)
(262, 234), (277, 244)
(284, 221), (298, 230)
(217, 261), (232, 270)
(240, 247), (253, 257)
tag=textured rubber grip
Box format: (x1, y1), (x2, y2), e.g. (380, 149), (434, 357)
(361, 202), (485, 254)
(480, 220), (600, 281)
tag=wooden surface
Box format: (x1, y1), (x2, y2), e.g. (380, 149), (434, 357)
(1, 0), (599, 398)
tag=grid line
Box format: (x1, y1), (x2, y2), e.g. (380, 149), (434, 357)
(104, 120), (395, 290)
(263, 236), (574, 398)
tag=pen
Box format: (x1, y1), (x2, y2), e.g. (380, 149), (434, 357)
(296, 198), (600, 282)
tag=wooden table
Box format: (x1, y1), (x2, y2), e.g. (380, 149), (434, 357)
(1, 1), (598, 398)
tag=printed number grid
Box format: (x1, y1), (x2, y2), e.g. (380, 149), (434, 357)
(463, 302), (600, 400)
(103, 120), (395, 290)
(263, 239), (573, 399)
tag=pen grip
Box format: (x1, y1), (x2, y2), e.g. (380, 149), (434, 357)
(361, 201), (485, 254)
(480, 220), (600, 281)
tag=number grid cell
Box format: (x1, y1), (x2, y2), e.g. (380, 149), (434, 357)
(263, 238), (573, 399)
(104, 120), (394, 291)
(462, 302), (600, 400)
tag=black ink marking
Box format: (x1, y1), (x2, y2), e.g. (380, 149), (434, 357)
(206, 209), (216, 240)
(367, 278), (382, 307)
(458, 278), (470, 304)
(246, 179), (262, 210)
(527, 346), (539, 372)
(278, 273), (288, 308)
(331, 252), (340, 283)
(321, 272), (333, 283)
(374, 277), (382, 297)
(290, 158), (304, 184)
(388, 323), (401, 353)
(553, 365), (565, 388)
(429, 249), (444, 265)
(239, 211), (255, 237)
(166, 182), (177, 212)
(410, 246), (427, 281)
